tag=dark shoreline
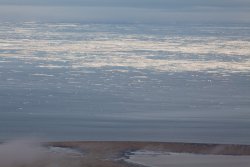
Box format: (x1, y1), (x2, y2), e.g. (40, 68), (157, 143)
(48, 141), (250, 156)
(1, 141), (250, 167)
(45, 141), (250, 167)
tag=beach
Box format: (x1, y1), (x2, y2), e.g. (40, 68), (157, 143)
(3, 140), (249, 167)
(45, 141), (250, 167)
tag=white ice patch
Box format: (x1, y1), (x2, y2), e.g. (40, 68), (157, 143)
(0, 139), (82, 167)
(48, 146), (84, 157)
(125, 150), (250, 167)
(32, 73), (54, 77)
(1, 23), (250, 74)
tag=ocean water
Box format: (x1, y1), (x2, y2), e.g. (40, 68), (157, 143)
(0, 22), (250, 144)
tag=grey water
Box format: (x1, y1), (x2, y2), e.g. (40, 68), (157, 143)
(0, 22), (250, 144)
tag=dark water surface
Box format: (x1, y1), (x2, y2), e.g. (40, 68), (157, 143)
(0, 23), (250, 144)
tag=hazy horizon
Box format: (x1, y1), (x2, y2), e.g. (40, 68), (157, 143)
(0, 0), (250, 24)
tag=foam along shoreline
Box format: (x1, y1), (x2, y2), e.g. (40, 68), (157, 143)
(125, 150), (250, 167)
(47, 146), (84, 157)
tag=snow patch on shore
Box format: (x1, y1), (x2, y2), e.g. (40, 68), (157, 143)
(125, 150), (250, 167)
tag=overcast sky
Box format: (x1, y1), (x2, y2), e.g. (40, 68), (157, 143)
(0, 0), (250, 24)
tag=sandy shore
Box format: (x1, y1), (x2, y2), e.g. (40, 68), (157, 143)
(46, 141), (250, 167)
(1, 140), (250, 167)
